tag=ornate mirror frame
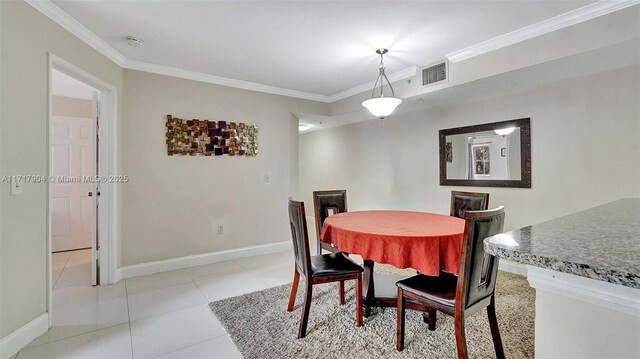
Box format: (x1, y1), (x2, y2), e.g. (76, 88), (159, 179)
(439, 118), (531, 188)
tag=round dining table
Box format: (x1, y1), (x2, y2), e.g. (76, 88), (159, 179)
(321, 210), (465, 315)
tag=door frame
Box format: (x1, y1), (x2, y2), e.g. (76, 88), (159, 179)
(47, 54), (119, 323)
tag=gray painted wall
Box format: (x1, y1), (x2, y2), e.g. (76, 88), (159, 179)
(299, 66), (640, 240)
(0, 1), (123, 338)
(120, 70), (327, 266)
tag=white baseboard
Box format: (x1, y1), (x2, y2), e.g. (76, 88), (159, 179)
(499, 259), (528, 276)
(120, 241), (292, 279)
(527, 265), (640, 316)
(0, 313), (49, 359)
(113, 268), (123, 283)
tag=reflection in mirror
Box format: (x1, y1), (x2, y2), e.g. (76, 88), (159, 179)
(439, 118), (531, 188)
(446, 128), (521, 180)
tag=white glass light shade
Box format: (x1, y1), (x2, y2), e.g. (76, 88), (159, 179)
(494, 127), (515, 136)
(362, 97), (403, 119)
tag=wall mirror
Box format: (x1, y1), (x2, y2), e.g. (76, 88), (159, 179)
(439, 118), (531, 188)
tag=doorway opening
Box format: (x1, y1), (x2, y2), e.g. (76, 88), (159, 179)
(50, 68), (100, 288)
(47, 54), (119, 330)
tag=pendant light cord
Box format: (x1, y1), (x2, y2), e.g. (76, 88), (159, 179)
(370, 51), (396, 99)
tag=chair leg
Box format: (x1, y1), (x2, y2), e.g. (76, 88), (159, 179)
(355, 274), (362, 327)
(426, 308), (437, 331)
(396, 287), (406, 351)
(287, 269), (300, 312)
(338, 280), (345, 305)
(454, 314), (468, 359)
(487, 298), (505, 359)
(297, 281), (313, 339)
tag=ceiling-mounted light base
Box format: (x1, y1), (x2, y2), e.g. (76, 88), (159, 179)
(376, 48), (388, 55)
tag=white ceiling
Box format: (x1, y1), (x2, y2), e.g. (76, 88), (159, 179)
(52, 69), (96, 100)
(52, 1), (594, 97)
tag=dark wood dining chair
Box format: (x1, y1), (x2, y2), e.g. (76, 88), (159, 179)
(313, 190), (349, 304)
(312, 189), (347, 255)
(287, 199), (363, 339)
(450, 191), (489, 219)
(396, 206), (506, 359)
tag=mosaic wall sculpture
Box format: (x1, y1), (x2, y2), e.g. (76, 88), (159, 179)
(165, 115), (258, 157)
(445, 142), (453, 163)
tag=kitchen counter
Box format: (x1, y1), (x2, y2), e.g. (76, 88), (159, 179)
(484, 198), (639, 288)
(484, 198), (640, 358)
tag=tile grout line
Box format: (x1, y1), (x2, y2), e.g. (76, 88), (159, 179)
(22, 253), (110, 351)
(52, 251), (73, 289)
(232, 259), (275, 287)
(130, 302), (207, 323)
(179, 269), (241, 359)
(235, 256), (298, 289)
(183, 268), (209, 302)
(127, 279), (195, 296)
(19, 321), (123, 350)
(148, 335), (227, 359)
(54, 250), (93, 289)
(126, 269), (208, 323)
(125, 268), (195, 295)
(126, 269), (227, 359)
(124, 279), (136, 359)
(187, 265), (263, 302)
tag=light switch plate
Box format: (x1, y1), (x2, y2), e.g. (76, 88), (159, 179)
(10, 179), (23, 195)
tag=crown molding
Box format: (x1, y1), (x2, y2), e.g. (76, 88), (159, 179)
(327, 66), (418, 103)
(446, 0), (640, 63)
(23, 0), (414, 103)
(24, 0), (332, 102)
(123, 59), (332, 102)
(25, 0), (638, 103)
(25, 0), (126, 66)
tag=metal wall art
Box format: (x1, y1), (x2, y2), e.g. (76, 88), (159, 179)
(445, 142), (453, 163)
(165, 115), (258, 157)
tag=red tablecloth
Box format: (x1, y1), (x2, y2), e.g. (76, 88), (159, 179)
(320, 210), (465, 276)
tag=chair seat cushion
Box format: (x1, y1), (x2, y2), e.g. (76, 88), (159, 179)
(311, 252), (363, 277)
(396, 272), (458, 307)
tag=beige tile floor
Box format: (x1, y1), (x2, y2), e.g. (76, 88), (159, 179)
(15, 248), (305, 358)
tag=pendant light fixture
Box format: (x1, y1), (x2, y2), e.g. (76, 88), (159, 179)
(362, 48), (402, 120)
(494, 127), (515, 136)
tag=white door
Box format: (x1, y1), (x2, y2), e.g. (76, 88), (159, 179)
(50, 114), (95, 253)
(90, 92), (100, 286)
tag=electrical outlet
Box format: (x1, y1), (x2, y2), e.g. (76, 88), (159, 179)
(263, 173), (271, 183)
(217, 224), (224, 234)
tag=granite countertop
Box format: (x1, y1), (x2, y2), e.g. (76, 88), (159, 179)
(484, 198), (640, 289)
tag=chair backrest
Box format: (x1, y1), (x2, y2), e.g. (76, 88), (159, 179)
(312, 190), (347, 245)
(288, 199), (312, 276)
(456, 206), (505, 311)
(450, 191), (490, 219)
